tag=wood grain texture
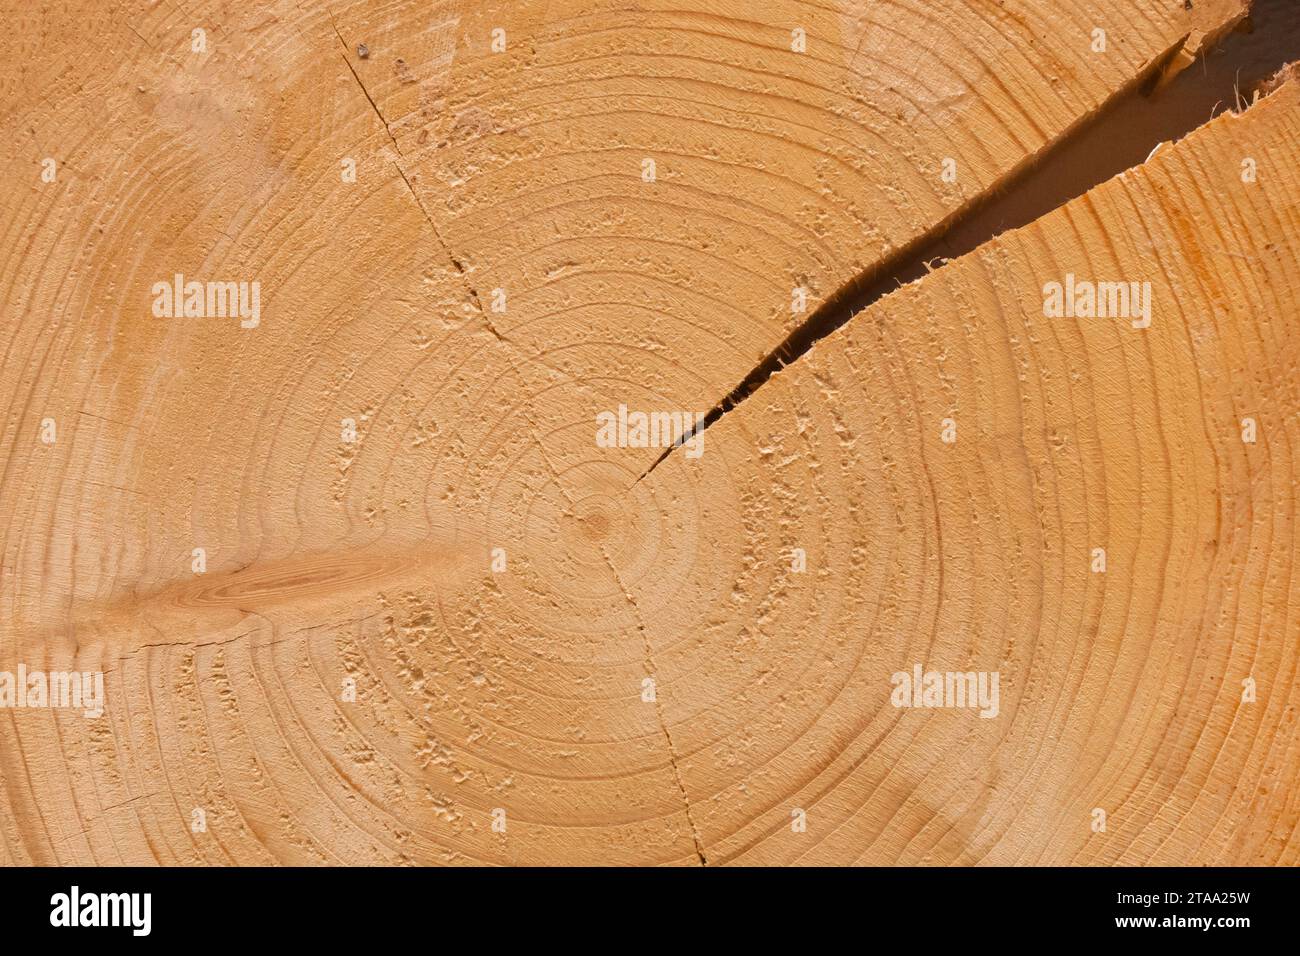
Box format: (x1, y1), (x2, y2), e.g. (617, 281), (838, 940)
(1, 0), (1295, 866)
(641, 77), (1300, 865)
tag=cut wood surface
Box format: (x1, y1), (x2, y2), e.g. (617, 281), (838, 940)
(0, 1), (1296, 866)
(642, 76), (1300, 866)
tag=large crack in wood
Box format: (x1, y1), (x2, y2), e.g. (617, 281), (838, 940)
(637, 16), (1291, 484)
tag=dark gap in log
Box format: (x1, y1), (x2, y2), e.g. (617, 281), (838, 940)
(638, 0), (1299, 484)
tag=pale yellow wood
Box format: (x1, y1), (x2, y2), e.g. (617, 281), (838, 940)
(639, 78), (1300, 865)
(2, 1), (1294, 867)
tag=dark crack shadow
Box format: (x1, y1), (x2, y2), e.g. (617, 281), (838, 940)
(638, 0), (1299, 483)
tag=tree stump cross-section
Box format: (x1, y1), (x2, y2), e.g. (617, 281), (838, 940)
(0, 0), (1296, 867)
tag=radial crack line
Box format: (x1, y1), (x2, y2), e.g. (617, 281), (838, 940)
(387, 161), (489, 315)
(327, 14), (402, 157)
(600, 548), (710, 867)
(634, 32), (1208, 485)
(323, 10), (509, 345)
(524, 430), (708, 865)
